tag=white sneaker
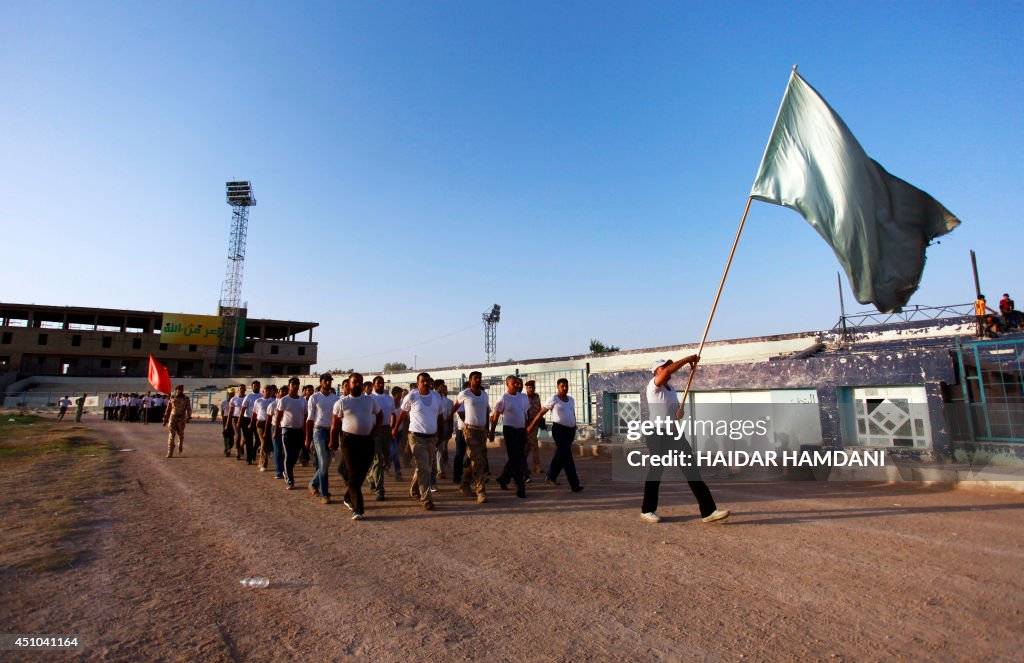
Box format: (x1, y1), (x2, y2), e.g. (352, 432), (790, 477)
(640, 512), (662, 523)
(351, 512), (364, 521)
(702, 509), (730, 523)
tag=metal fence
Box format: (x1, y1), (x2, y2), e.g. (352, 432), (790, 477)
(952, 337), (1024, 442)
(834, 303), (974, 331)
(431, 367), (591, 428)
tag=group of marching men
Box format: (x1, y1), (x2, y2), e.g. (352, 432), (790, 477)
(214, 371), (582, 520)
(157, 358), (732, 525)
(102, 392), (170, 424)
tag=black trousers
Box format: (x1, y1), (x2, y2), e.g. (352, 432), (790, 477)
(282, 428), (304, 485)
(342, 433), (374, 514)
(240, 416), (256, 463)
(222, 423), (234, 456)
(498, 426), (527, 493)
(547, 423), (581, 490)
(641, 434), (716, 517)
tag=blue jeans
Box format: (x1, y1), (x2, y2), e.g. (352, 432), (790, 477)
(272, 428), (284, 477)
(310, 427), (332, 498)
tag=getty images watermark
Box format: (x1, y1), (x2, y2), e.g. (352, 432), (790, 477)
(623, 415), (886, 470)
(611, 402), (1024, 482)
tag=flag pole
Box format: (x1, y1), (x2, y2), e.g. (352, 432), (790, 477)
(675, 65), (797, 417)
(676, 195), (754, 417)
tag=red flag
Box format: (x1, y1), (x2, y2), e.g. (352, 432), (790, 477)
(148, 355), (171, 394)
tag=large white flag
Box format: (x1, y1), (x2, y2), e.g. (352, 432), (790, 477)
(750, 71), (960, 313)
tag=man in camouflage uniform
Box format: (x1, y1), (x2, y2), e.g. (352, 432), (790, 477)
(524, 380), (544, 477)
(162, 385), (192, 458)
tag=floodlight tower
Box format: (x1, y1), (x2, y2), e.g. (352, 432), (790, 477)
(483, 304), (500, 364)
(218, 181), (255, 376)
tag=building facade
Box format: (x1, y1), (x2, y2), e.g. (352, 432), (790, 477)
(0, 303), (317, 379)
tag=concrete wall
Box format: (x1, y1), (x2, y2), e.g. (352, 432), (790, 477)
(589, 343), (959, 456)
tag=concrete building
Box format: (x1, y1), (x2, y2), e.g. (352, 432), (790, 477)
(0, 302), (317, 380)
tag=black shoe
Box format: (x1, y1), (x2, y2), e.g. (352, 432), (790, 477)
(516, 489), (527, 498)
(375, 493), (386, 502)
(497, 478), (509, 490)
(571, 485), (584, 493)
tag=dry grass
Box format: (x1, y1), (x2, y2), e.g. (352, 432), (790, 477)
(0, 414), (124, 572)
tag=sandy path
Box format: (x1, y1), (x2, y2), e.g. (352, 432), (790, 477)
(3, 419), (1023, 661)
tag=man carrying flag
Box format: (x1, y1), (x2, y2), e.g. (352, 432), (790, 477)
(641, 69), (962, 524)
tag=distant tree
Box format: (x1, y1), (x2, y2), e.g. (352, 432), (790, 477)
(383, 361), (409, 373)
(324, 368), (355, 375)
(589, 339), (620, 354)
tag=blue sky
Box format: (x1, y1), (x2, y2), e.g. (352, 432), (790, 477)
(2, 1), (1021, 372)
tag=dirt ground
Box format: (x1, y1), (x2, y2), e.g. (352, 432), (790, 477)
(1, 416), (1022, 662)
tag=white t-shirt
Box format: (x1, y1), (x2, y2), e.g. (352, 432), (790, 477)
(254, 396), (275, 422)
(455, 403), (465, 430)
(372, 393), (394, 431)
(401, 390), (441, 435)
(544, 394), (577, 427)
(241, 392), (260, 417)
(646, 378), (679, 419)
(333, 394), (382, 436)
(454, 389), (489, 427)
(494, 391), (529, 428)
(276, 395), (307, 429)
(436, 392), (454, 418)
(307, 391), (339, 428)
(59, 398), (72, 408)
(393, 404), (407, 433)
(229, 395), (245, 418)
(266, 399), (279, 423)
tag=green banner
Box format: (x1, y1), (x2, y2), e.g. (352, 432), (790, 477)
(161, 313), (245, 348)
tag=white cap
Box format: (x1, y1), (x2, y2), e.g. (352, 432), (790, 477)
(650, 359), (671, 374)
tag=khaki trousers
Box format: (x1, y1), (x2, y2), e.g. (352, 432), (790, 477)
(459, 425), (490, 495)
(408, 433), (437, 504)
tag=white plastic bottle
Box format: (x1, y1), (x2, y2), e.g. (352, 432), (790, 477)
(239, 577), (270, 588)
